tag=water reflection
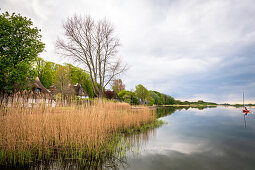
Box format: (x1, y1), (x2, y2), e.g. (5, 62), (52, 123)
(243, 114), (247, 128)
(155, 105), (216, 118)
(6, 106), (254, 169)
(21, 126), (156, 170)
(124, 106), (255, 170)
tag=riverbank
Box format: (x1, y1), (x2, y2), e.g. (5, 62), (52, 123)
(0, 102), (161, 169)
(131, 104), (217, 109)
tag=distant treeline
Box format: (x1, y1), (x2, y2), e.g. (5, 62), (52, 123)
(109, 83), (217, 106)
(220, 103), (255, 106)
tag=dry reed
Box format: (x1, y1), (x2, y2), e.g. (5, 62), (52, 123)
(0, 98), (156, 168)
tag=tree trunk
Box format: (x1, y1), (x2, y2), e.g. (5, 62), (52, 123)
(98, 91), (103, 104)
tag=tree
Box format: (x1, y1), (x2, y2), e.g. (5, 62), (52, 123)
(118, 90), (131, 102)
(149, 91), (161, 105)
(0, 12), (45, 94)
(163, 94), (175, 105)
(118, 90), (139, 105)
(153, 91), (165, 105)
(147, 96), (155, 106)
(56, 15), (126, 99)
(135, 84), (150, 104)
(112, 79), (125, 94)
(66, 64), (95, 97)
(34, 57), (58, 88)
(54, 65), (73, 96)
(104, 90), (116, 99)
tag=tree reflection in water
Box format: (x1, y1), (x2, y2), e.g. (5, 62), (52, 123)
(28, 106), (213, 169)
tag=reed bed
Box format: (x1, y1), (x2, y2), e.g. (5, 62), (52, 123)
(0, 99), (157, 168)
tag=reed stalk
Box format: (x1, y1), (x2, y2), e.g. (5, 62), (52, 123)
(0, 95), (157, 168)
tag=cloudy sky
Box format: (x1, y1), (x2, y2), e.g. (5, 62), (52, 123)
(2, 0), (255, 103)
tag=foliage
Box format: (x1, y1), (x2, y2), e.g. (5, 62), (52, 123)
(149, 91), (162, 105)
(0, 12), (44, 94)
(135, 84), (150, 104)
(34, 57), (58, 88)
(112, 79), (125, 94)
(118, 90), (131, 102)
(104, 90), (116, 99)
(174, 100), (182, 105)
(65, 64), (95, 97)
(118, 90), (139, 105)
(147, 96), (155, 106)
(152, 91), (165, 105)
(163, 94), (175, 105)
(53, 65), (74, 96)
(149, 91), (175, 105)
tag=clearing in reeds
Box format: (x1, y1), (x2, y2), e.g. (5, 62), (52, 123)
(0, 100), (161, 168)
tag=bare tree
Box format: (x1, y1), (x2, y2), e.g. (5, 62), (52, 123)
(112, 79), (125, 94)
(54, 65), (74, 96)
(56, 15), (126, 99)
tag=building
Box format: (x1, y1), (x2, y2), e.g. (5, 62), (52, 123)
(73, 83), (89, 98)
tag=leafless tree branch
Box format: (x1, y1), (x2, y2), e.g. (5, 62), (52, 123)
(56, 14), (126, 98)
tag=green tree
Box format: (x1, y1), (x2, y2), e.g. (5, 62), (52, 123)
(118, 90), (132, 102)
(135, 84), (150, 104)
(118, 90), (139, 105)
(149, 91), (161, 105)
(197, 100), (204, 104)
(147, 96), (155, 106)
(66, 64), (95, 97)
(174, 100), (182, 105)
(163, 94), (175, 105)
(152, 91), (165, 105)
(130, 91), (139, 105)
(0, 12), (45, 94)
(54, 65), (73, 96)
(34, 57), (58, 88)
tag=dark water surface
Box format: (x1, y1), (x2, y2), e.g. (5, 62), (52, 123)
(123, 106), (255, 170)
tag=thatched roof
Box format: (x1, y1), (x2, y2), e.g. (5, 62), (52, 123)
(48, 85), (58, 95)
(32, 77), (50, 94)
(73, 83), (88, 97)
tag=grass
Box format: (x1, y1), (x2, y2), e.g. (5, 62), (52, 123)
(0, 100), (159, 168)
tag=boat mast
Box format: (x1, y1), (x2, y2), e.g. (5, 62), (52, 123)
(243, 92), (245, 108)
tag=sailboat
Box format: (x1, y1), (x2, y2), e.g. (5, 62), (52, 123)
(242, 92), (250, 113)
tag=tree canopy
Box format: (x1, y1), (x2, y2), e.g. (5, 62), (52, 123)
(66, 64), (95, 97)
(53, 65), (72, 96)
(0, 12), (45, 94)
(135, 84), (150, 104)
(34, 57), (58, 88)
(118, 90), (139, 105)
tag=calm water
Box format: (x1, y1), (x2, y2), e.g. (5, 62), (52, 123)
(123, 106), (255, 170)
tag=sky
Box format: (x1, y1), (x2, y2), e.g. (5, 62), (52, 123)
(2, 0), (255, 104)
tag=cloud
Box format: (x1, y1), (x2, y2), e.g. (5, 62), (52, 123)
(1, 0), (255, 103)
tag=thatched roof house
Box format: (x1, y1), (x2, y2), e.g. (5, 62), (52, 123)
(31, 77), (51, 95)
(73, 83), (88, 98)
(48, 83), (88, 98)
(48, 85), (58, 95)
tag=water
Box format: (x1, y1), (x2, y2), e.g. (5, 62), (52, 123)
(123, 106), (255, 170)
(3, 106), (254, 169)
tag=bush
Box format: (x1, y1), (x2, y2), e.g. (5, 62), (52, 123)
(104, 90), (116, 99)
